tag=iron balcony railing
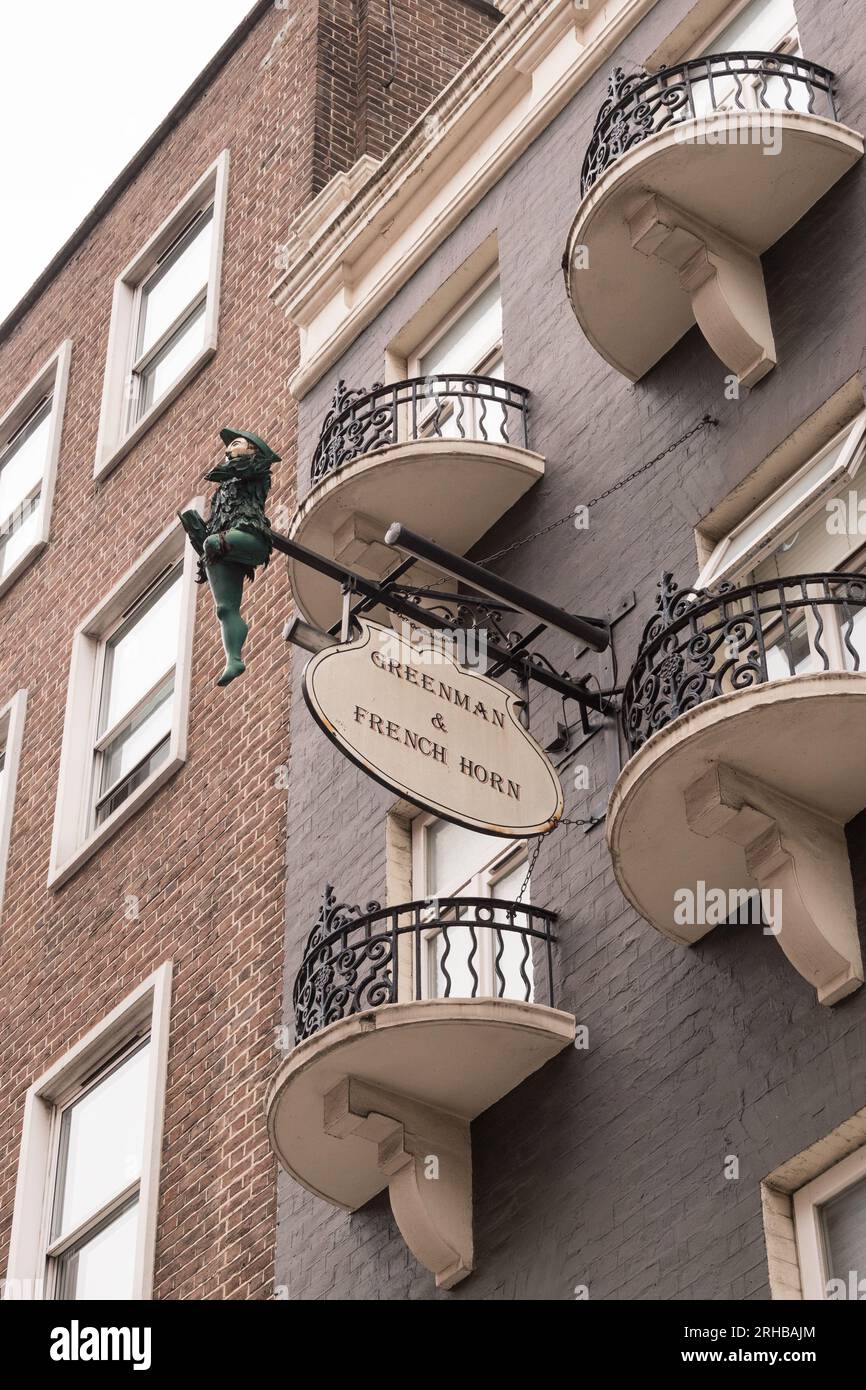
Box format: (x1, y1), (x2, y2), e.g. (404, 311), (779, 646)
(622, 572), (866, 755)
(581, 52), (838, 197)
(310, 374), (530, 486)
(293, 885), (557, 1043)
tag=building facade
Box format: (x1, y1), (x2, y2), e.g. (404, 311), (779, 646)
(270, 0), (866, 1301)
(3, 0), (866, 1306)
(0, 0), (495, 1301)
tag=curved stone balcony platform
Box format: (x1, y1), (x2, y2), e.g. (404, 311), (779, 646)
(289, 375), (544, 631)
(266, 889), (574, 1287)
(607, 573), (866, 1005)
(565, 54), (864, 385)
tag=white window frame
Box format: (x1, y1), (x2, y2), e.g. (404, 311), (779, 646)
(688, 0), (802, 118)
(405, 269), (504, 443)
(684, 0), (799, 58)
(0, 340), (71, 598)
(4, 962), (172, 1301)
(94, 150), (229, 481)
(696, 412), (866, 588)
(48, 507), (201, 888)
(411, 812), (528, 999)
(407, 267), (503, 380)
(793, 1145), (866, 1299)
(0, 688), (27, 924)
(648, 0), (800, 72)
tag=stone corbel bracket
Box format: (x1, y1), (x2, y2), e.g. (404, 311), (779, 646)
(324, 1076), (473, 1288)
(627, 193), (776, 387)
(685, 763), (864, 1005)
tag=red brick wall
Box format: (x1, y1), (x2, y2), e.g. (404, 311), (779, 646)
(312, 0), (499, 192)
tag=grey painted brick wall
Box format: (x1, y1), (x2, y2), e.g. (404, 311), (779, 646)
(277, 0), (866, 1299)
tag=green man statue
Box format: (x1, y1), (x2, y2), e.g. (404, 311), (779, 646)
(178, 429), (281, 687)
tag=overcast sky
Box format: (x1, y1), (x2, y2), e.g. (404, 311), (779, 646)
(0, 0), (254, 322)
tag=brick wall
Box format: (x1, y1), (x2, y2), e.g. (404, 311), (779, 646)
(279, 0), (866, 1299)
(0, 0), (491, 1301)
(311, 0), (498, 193)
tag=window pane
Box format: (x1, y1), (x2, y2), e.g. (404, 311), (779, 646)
(54, 1198), (139, 1300)
(490, 860), (534, 1001)
(96, 737), (171, 825)
(733, 456), (841, 574)
(137, 209), (213, 358)
(708, 0), (797, 51)
(820, 1175), (866, 1283)
(425, 819), (501, 897)
(0, 491), (42, 578)
(100, 569), (182, 735)
(53, 1042), (150, 1240)
(138, 301), (207, 418)
(704, 429), (860, 587)
(764, 617), (812, 679)
(419, 279), (502, 379)
(0, 402), (51, 530)
(99, 677), (174, 799)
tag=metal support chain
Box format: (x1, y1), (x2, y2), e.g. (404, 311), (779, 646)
(480, 415), (718, 567)
(513, 814), (597, 904)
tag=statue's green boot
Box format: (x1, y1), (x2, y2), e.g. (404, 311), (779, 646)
(217, 656), (246, 687)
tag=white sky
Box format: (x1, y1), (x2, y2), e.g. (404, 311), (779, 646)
(0, 0), (255, 322)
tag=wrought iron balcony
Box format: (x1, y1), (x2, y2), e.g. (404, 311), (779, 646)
(622, 571), (866, 754)
(293, 885), (557, 1043)
(290, 373), (542, 631)
(608, 571), (866, 1007)
(270, 883), (572, 1288)
(581, 52), (838, 198)
(310, 374), (530, 486)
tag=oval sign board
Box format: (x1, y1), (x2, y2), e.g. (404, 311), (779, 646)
(303, 618), (563, 836)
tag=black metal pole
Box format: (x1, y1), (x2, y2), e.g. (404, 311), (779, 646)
(269, 527), (608, 713)
(384, 523), (610, 652)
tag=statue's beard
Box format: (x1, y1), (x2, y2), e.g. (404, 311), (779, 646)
(204, 454), (240, 482)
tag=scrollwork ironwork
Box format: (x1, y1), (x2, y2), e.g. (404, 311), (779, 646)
(292, 889), (558, 1042)
(310, 374), (530, 486)
(581, 52), (838, 197)
(622, 571), (866, 753)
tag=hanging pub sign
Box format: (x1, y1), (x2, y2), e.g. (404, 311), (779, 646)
(302, 618), (564, 836)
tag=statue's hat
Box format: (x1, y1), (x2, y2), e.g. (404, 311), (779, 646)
(219, 428), (281, 464)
